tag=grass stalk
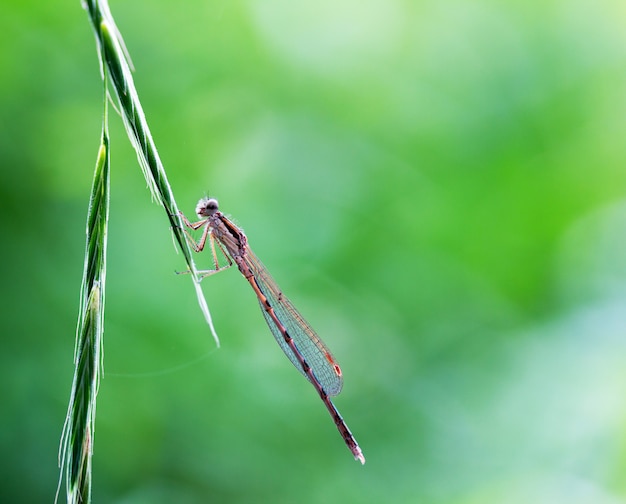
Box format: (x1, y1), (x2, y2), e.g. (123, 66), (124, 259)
(57, 96), (110, 503)
(58, 1), (220, 501)
(83, 0), (219, 343)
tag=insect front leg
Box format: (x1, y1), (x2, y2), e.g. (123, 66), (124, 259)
(194, 235), (233, 280)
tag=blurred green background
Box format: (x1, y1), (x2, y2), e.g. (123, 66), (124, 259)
(2, 0), (626, 502)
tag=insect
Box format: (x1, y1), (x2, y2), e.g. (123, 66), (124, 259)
(180, 197), (365, 464)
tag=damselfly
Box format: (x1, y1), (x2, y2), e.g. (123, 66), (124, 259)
(180, 197), (365, 464)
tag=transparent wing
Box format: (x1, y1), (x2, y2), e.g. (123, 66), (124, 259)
(244, 252), (344, 397)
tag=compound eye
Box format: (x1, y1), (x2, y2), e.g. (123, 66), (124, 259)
(196, 197), (219, 217)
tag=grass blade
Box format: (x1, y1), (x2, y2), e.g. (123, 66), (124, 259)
(57, 114), (110, 504)
(83, 0), (219, 344)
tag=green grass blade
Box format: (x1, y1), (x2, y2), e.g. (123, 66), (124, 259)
(83, 0), (219, 344)
(57, 117), (110, 504)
